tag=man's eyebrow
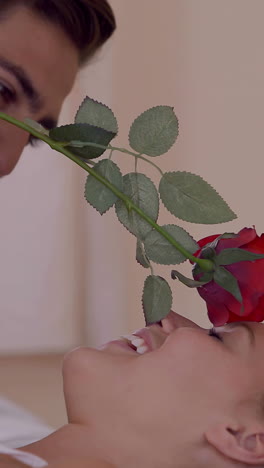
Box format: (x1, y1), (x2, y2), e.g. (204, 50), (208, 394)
(0, 56), (42, 112)
(229, 323), (255, 346)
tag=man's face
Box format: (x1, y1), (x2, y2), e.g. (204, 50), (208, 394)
(63, 312), (264, 462)
(0, 6), (79, 176)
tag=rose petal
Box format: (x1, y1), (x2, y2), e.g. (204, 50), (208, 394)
(207, 302), (230, 326)
(197, 234), (220, 250)
(227, 296), (264, 323)
(215, 227), (257, 253)
(194, 227), (264, 325)
(246, 233), (264, 253)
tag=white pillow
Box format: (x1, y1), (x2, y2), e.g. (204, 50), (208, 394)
(0, 396), (53, 448)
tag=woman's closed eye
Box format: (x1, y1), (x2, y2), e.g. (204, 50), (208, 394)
(208, 328), (223, 342)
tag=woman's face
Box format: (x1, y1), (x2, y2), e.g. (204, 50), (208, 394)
(0, 5), (79, 176)
(63, 311), (264, 451)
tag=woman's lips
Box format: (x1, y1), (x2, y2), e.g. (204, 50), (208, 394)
(121, 323), (170, 354)
(122, 334), (149, 354)
(99, 323), (170, 355)
(99, 339), (138, 354)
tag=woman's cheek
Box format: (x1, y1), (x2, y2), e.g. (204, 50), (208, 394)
(160, 328), (210, 359)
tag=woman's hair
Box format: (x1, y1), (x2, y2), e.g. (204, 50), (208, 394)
(0, 0), (116, 65)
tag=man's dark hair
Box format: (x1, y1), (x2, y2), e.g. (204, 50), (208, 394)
(0, 0), (116, 65)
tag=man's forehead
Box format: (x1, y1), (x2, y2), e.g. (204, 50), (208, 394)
(0, 5), (79, 120)
(0, 6), (79, 83)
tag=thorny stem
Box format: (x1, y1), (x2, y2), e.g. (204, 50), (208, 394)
(0, 112), (213, 272)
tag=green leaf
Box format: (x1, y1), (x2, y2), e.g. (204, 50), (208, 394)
(85, 159), (123, 214)
(129, 106), (179, 157)
(136, 240), (150, 268)
(171, 269), (209, 287)
(218, 233), (237, 240)
(50, 123), (116, 159)
(75, 96), (118, 134)
(216, 248), (264, 266)
(144, 224), (198, 265)
(159, 171), (237, 224)
(115, 173), (159, 240)
(24, 118), (50, 136)
(142, 275), (172, 325)
(213, 266), (242, 303)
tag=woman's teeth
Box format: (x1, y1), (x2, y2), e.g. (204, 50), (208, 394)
(122, 334), (148, 354)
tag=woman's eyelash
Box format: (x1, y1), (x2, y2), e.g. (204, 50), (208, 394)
(208, 328), (223, 342)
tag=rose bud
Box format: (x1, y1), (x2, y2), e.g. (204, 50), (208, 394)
(193, 227), (264, 326)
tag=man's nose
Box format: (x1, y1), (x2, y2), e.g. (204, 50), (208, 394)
(161, 310), (203, 334)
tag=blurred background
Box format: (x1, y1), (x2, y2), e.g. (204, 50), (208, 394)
(1, 0), (264, 428)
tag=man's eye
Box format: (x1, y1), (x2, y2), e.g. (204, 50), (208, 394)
(0, 82), (17, 109)
(208, 328), (223, 342)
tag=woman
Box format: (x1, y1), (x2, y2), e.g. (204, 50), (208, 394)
(3, 311), (260, 467)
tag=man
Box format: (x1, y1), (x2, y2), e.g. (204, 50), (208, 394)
(0, 0), (115, 176)
(0, 1), (116, 465)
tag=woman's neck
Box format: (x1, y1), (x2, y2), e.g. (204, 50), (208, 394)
(20, 421), (193, 468)
(20, 424), (101, 465)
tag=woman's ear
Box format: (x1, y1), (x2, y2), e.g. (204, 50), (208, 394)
(205, 422), (264, 465)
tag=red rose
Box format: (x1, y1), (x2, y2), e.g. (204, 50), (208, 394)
(193, 227), (264, 326)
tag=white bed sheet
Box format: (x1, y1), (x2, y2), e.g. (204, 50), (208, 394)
(0, 396), (53, 448)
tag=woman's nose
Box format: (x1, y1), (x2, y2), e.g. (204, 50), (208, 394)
(161, 310), (203, 334)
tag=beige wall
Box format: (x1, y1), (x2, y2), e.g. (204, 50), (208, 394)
(84, 0), (264, 344)
(1, 0), (264, 353)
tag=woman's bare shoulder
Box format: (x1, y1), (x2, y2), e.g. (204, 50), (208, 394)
(0, 455), (117, 468)
(47, 458), (116, 468)
(0, 453), (33, 467)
